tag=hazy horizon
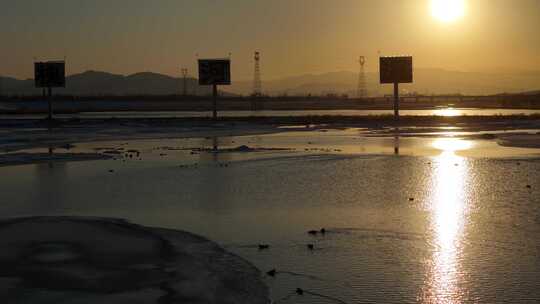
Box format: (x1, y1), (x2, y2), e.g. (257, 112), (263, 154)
(4, 65), (540, 83)
(2, 0), (540, 80)
(2, 66), (539, 96)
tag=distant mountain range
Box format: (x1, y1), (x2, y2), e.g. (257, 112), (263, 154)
(0, 68), (539, 97)
(0, 71), (213, 96)
(227, 69), (540, 96)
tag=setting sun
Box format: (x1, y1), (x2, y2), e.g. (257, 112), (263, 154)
(431, 0), (466, 23)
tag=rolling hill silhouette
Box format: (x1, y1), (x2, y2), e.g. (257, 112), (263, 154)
(1, 69), (539, 97)
(0, 71), (212, 96)
(227, 69), (540, 96)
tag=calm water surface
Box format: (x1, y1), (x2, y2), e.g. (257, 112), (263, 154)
(1, 108), (540, 120)
(0, 134), (539, 303)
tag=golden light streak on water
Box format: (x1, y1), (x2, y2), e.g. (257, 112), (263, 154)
(422, 138), (471, 303)
(432, 138), (473, 151)
(433, 108), (462, 117)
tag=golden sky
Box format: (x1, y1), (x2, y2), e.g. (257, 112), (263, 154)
(1, 0), (539, 79)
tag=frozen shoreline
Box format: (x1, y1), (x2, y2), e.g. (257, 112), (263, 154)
(0, 117), (539, 166)
(497, 134), (540, 148)
(0, 152), (111, 167)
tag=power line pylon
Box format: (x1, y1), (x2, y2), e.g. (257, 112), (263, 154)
(357, 56), (367, 99)
(253, 51), (262, 97)
(181, 67), (188, 96)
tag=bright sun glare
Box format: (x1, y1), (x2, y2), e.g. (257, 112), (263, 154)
(432, 138), (473, 152)
(431, 0), (466, 23)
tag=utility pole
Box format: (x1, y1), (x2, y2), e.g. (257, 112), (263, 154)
(357, 56), (367, 98)
(253, 51), (262, 96)
(181, 68), (188, 96)
(252, 51), (262, 111)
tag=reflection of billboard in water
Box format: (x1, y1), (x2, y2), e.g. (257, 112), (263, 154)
(198, 59), (231, 85)
(380, 56), (413, 84)
(35, 61), (66, 88)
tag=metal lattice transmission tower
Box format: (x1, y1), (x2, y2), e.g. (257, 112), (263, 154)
(357, 56), (367, 98)
(253, 51), (262, 96)
(181, 68), (188, 96)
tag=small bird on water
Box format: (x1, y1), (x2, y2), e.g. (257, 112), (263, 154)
(309, 228), (327, 235)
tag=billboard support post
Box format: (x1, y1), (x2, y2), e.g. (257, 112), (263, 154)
(394, 82), (399, 120)
(34, 61), (66, 121)
(212, 84), (218, 120)
(379, 56), (413, 123)
(198, 58), (231, 121)
(47, 87), (53, 121)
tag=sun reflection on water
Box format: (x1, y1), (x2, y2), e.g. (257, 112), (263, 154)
(434, 108), (461, 117)
(432, 138), (473, 152)
(423, 138), (471, 303)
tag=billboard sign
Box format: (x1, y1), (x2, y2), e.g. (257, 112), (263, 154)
(35, 61), (66, 88)
(198, 59), (231, 85)
(380, 56), (413, 84)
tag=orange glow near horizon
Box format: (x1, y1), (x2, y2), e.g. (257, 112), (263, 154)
(2, 0), (540, 81)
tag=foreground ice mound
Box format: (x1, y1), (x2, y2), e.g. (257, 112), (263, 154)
(0, 216), (268, 304)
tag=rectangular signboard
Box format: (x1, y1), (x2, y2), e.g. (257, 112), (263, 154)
(198, 59), (231, 85)
(35, 61), (66, 88)
(380, 56), (413, 84)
